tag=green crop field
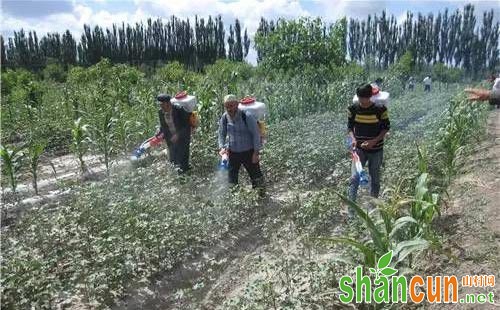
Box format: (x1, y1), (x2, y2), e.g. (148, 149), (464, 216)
(1, 3), (498, 309)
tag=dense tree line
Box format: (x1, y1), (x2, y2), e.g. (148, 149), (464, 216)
(2, 4), (498, 75)
(256, 4), (499, 75)
(1, 16), (250, 71)
(345, 4), (498, 74)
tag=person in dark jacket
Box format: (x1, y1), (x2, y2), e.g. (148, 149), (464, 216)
(157, 93), (191, 173)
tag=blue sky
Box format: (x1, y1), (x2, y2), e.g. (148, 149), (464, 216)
(1, 0), (498, 63)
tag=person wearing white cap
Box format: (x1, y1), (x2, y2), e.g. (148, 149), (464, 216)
(157, 93), (192, 173)
(218, 94), (264, 191)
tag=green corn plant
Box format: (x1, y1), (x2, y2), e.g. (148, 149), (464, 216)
(437, 96), (487, 183)
(416, 142), (428, 174)
(410, 173), (440, 238)
(88, 109), (116, 175)
(114, 114), (136, 154)
(71, 117), (89, 174)
(0, 145), (25, 193)
(320, 193), (431, 268)
(27, 140), (46, 195)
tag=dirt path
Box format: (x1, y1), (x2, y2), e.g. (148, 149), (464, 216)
(425, 109), (500, 308)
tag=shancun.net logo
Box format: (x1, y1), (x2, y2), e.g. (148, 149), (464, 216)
(338, 251), (495, 304)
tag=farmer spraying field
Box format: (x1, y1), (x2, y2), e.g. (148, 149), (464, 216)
(218, 94), (264, 193)
(158, 92), (196, 173)
(347, 84), (390, 217)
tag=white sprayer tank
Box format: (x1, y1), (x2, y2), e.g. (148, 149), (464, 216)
(353, 84), (390, 107)
(171, 91), (197, 112)
(238, 96), (266, 120)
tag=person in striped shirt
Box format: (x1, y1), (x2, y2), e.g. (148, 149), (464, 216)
(347, 84), (390, 205)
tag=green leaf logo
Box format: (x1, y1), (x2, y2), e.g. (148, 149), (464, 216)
(373, 251), (398, 279)
(380, 267), (398, 277)
(377, 251), (393, 269)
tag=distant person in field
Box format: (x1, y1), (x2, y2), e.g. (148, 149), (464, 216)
(408, 76), (415, 91)
(423, 76), (432, 92)
(157, 94), (192, 173)
(347, 84), (390, 209)
(218, 94), (264, 191)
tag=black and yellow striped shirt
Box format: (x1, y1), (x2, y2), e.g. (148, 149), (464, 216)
(347, 103), (390, 152)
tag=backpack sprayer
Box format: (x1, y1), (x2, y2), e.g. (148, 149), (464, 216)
(345, 136), (369, 186)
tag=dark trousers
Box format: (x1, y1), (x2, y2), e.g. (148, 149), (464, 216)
(228, 149), (263, 188)
(424, 84), (431, 92)
(166, 137), (190, 172)
(348, 149), (383, 202)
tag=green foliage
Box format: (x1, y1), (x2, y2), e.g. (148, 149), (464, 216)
(88, 109), (116, 175)
(321, 187), (436, 270)
(153, 61), (201, 93)
(197, 60), (253, 131)
(0, 34), (493, 310)
(42, 62), (67, 83)
(71, 118), (89, 174)
(432, 62), (464, 83)
(0, 145), (25, 192)
(390, 50), (414, 82)
(330, 62), (367, 81)
(1, 166), (262, 308)
(0, 82), (491, 309)
(255, 17), (347, 72)
(27, 140), (46, 195)
(1, 69), (37, 96)
(436, 95), (488, 180)
(3, 16), (249, 71)
(410, 173), (440, 238)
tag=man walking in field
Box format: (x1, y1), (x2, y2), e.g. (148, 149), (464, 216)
(347, 84), (390, 213)
(423, 75), (432, 92)
(218, 94), (264, 192)
(157, 94), (192, 173)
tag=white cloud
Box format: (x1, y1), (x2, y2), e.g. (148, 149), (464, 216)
(312, 0), (390, 21)
(1, 3), (149, 39)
